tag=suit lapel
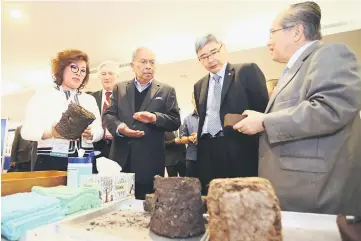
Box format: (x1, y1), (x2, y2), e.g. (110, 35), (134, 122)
(95, 91), (102, 113)
(139, 80), (160, 112)
(126, 80), (136, 114)
(265, 42), (321, 113)
(199, 75), (210, 115)
(221, 63), (234, 106)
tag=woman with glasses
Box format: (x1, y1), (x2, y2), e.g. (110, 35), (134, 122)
(21, 49), (104, 171)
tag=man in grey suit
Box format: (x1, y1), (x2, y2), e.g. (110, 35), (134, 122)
(103, 47), (181, 200)
(234, 1), (361, 216)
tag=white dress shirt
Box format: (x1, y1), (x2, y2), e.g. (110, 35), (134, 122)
(21, 86), (104, 155)
(202, 62), (228, 134)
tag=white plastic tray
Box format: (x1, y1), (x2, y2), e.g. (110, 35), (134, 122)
(55, 199), (341, 241)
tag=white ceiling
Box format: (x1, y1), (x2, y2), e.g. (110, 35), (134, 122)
(2, 0), (361, 95)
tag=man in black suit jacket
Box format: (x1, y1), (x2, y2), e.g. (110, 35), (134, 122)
(164, 129), (186, 177)
(90, 61), (119, 164)
(193, 34), (269, 194)
(103, 48), (180, 199)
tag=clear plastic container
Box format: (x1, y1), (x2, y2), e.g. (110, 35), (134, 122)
(67, 156), (92, 188)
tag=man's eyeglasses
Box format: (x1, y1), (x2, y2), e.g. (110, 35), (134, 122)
(199, 44), (223, 61)
(269, 26), (295, 37)
(70, 63), (87, 77)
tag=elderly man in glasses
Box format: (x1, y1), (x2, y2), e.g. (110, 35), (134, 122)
(103, 47), (180, 200)
(234, 1), (361, 216)
(193, 34), (269, 194)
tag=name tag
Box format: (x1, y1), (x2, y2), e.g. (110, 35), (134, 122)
(51, 139), (70, 157)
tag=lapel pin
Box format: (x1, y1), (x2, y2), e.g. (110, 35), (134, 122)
(228, 73), (231, 75)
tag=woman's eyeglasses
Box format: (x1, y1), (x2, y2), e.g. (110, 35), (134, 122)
(70, 63), (87, 77)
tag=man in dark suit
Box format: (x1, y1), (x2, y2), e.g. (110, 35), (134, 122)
(193, 34), (269, 194)
(103, 47), (181, 199)
(165, 129), (186, 177)
(90, 61), (119, 163)
(9, 125), (32, 172)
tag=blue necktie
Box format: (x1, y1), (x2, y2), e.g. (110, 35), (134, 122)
(207, 74), (223, 136)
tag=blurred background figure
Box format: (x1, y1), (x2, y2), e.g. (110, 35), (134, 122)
(180, 93), (199, 178)
(91, 61), (119, 172)
(266, 79), (278, 97)
(8, 125), (32, 172)
(165, 128), (186, 177)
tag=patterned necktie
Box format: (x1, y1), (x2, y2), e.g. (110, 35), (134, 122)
(102, 92), (112, 113)
(103, 92), (113, 140)
(207, 74), (223, 136)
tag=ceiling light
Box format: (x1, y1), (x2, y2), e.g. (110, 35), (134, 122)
(10, 9), (23, 19)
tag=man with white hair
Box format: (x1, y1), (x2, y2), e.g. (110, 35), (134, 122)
(91, 61), (119, 162)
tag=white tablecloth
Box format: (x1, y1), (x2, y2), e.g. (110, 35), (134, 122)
(1, 199), (341, 241)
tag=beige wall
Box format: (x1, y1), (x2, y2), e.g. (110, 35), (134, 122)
(2, 29), (361, 122)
